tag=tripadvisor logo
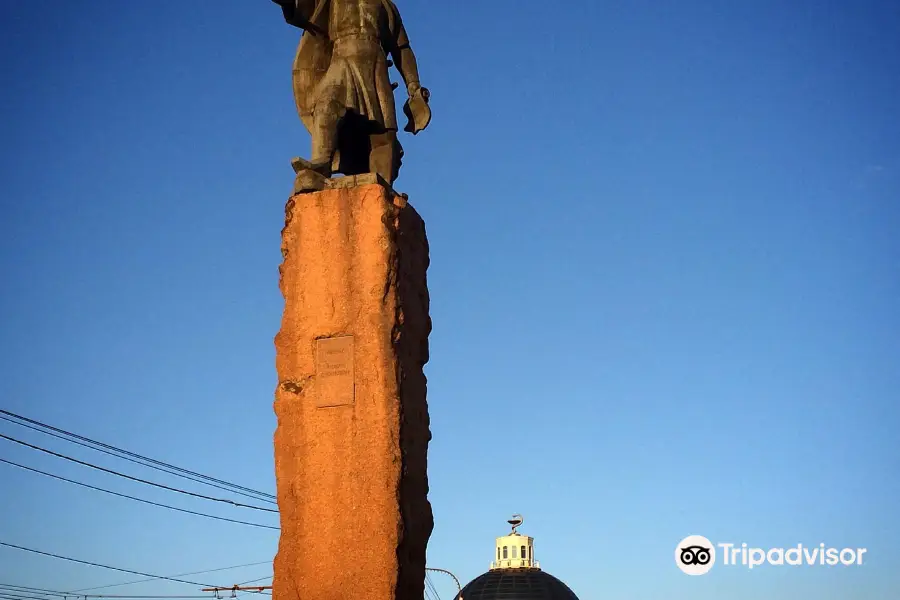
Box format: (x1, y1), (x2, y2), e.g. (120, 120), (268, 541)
(675, 535), (716, 575)
(675, 536), (867, 575)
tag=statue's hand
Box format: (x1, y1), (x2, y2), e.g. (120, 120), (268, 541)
(402, 86), (432, 134)
(408, 84), (430, 105)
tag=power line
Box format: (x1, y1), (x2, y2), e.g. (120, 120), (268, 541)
(425, 574), (441, 600)
(0, 590), (53, 600)
(0, 414), (275, 505)
(0, 591), (58, 600)
(0, 434), (277, 514)
(0, 593), (211, 600)
(0, 590), (239, 600)
(424, 574), (438, 600)
(0, 411), (275, 502)
(0, 458), (278, 530)
(0, 584), (65, 596)
(68, 562), (273, 594)
(0, 542), (219, 589)
(234, 577), (271, 587)
(425, 568), (462, 600)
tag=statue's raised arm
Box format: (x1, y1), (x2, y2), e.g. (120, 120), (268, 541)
(272, 0), (320, 33)
(270, 0), (431, 193)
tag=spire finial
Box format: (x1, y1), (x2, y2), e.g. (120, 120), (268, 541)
(507, 514), (523, 534)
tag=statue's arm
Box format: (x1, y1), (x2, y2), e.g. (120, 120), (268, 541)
(272, 0), (316, 29)
(388, 11), (422, 95)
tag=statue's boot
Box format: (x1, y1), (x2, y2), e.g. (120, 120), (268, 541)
(291, 156), (332, 176)
(290, 156), (331, 193)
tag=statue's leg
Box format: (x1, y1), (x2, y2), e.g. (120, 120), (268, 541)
(369, 130), (400, 184)
(310, 95), (345, 176)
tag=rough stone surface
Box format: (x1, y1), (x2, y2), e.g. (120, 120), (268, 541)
(292, 171), (401, 197)
(273, 182), (433, 600)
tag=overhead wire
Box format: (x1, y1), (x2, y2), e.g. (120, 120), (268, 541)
(423, 574), (437, 600)
(0, 542), (222, 589)
(425, 575), (441, 600)
(0, 413), (275, 505)
(66, 562), (273, 594)
(0, 414), (277, 597)
(0, 458), (278, 530)
(0, 591), (58, 600)
(0, 434), (277, 514)
(425, 568), (462, 600)
(0, 584), (65, 596)
(233, 578), (271, 587)
(0, 411), (275, 501)
(0, 594), (212, 600)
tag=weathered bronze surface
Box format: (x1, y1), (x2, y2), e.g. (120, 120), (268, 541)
(315, 335), (355, 407)
(272, 0), (432, 191)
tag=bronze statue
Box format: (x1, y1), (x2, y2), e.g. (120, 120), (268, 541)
(272, 0), (431, 191)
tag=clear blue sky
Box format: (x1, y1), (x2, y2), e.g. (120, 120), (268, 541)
(1, 1), (898, 599)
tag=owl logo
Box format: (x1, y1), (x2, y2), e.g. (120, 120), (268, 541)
(679, 545), (712, 566)
(675, 535), (716, 575)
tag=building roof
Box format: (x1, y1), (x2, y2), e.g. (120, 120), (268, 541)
(454, 516), (580, 600)
(456, 568), (579, 600)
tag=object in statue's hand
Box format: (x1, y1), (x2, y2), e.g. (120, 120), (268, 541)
(403, 87), (431, 135)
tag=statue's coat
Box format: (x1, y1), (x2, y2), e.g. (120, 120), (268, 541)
(290, 0), (407, 131)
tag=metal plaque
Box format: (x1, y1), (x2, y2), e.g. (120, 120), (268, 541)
(315, 336), (355, 408)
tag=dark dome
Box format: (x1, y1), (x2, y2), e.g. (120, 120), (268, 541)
(455, 569), (579, 600)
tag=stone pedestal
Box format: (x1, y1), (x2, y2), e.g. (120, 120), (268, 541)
(273, 178), (433, 600)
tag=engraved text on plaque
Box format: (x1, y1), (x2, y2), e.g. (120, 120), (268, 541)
(315, 336), (355, 407)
